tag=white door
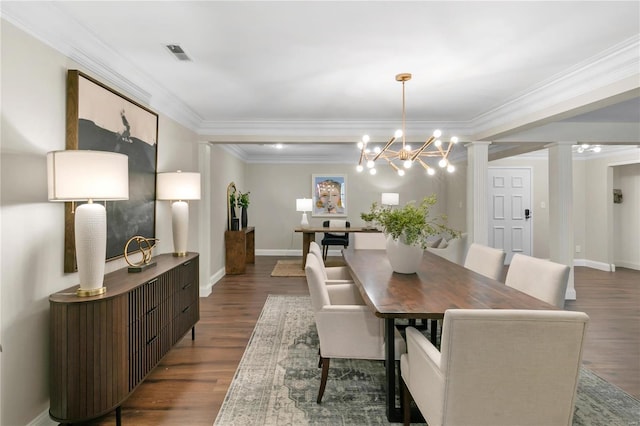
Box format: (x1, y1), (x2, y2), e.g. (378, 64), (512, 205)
(488, 167), (532, 264)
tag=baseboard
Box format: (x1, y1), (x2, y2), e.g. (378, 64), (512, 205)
(573, 259), (613, 272)
(199, 267), (225, 297)
(613, 260), (640, 271)
(27, 408), (56, 426)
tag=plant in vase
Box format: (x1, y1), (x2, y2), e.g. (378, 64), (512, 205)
(237, 191), (250, 228)
(370, 195), (459, 273)
(360, 202), (379, 229)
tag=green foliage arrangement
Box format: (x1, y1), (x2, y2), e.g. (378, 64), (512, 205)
(237, 191), (250, 208)
(364, 195), (459, 249)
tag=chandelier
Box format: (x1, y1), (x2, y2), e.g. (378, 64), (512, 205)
(356, 73), (458, 176)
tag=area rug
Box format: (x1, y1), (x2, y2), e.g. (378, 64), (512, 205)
(270, 259), (345, 277)
(214, 295), (640, 426)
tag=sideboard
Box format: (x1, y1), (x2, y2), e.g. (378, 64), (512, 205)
(49, 252), (200, 424)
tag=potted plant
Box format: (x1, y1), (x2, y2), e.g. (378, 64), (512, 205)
(237, 191), (250, 228)
(360, 202), (379, 229)
(368, 195), (459, 273)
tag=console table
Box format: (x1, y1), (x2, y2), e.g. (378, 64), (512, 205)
(225, 226), (255, 274)
(49, 253), (200, 425)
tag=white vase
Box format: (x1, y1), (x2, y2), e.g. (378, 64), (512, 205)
(385, 235), (424, 274)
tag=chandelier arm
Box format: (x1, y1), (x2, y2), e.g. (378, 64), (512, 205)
(417, 158), (430, 170)
(358, 147), (366, 166)
(372, 136), (397, 161)
(410, 136), (435, 161)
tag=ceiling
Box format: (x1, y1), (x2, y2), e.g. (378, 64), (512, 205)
(2, 1), (639, 164)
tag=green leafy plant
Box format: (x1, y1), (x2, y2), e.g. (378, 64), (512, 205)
(374, 195), (459, 249)
(237, 191), (250, 208)
(360, 201), (380, 223)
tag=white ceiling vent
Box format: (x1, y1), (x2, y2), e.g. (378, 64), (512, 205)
(166, 44), (191, 61)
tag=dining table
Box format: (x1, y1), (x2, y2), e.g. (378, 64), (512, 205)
(294, 226), (380, 268)
(342, 248), (558, 423)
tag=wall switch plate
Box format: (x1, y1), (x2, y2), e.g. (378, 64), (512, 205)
(541, 201), (546, 208)
(575, 245), (581, 253)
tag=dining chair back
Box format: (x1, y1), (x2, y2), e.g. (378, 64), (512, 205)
(353, 232), (386, 249)
(308, 241), (353, 281)
(321, 220), (350, 259)
(401, 309), (589, 426)
(463, 243), (506, 281)
(505, 253), (570, 308)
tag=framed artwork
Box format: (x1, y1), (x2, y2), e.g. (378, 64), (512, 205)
(311, 174), (347, 217)
(64, 70), (158, 272)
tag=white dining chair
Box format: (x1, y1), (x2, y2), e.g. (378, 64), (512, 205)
(353, 232), (387, 249)
(505, 253), (570, 308)
(305, 253), (406, 403)
(463, 242), (506, 281)
(401, 309), (589, 426)
(308, 241), (353, 282)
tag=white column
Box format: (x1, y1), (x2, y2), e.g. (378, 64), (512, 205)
(547, 142), (576, 300)
(466, 141), (491, 245)
(198, 142), (212, 297)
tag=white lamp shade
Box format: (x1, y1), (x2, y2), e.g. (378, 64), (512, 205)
(296, 198), (313, 212)
(47, 150), (129, 201)
(157, 171), (201, 200)
(381, 192), (399, 206)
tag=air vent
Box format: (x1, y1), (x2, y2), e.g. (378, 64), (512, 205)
(166, 44), (191, 61)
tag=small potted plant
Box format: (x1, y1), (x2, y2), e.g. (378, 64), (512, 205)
(372, 195), (459, 273)
(360, 202), (380, 229)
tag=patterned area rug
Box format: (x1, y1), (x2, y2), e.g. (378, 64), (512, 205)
(214, 295), (640, 426)
(270, 259), (345, 277)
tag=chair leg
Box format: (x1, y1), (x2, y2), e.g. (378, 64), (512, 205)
(318, 348), (322, 368)
(401, 377), (412, 426)
(317, 356), (330, 403)
(322, 245), (328, 260)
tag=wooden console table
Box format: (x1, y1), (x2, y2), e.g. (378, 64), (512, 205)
(49, 253), (200, 425)
(225, 226), (255, 274)
(294, 226), (380, 268)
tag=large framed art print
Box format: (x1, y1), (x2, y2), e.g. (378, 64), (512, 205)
(311, 174), (347, 217)
(64, 70), (158, 272)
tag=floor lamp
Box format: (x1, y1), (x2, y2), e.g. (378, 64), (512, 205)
(47, 150), (129, 296)
(157, 171), (201, 256)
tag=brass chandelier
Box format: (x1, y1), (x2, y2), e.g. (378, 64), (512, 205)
(356, 73), (458, 176)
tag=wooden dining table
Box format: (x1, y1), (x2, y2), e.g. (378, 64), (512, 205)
(342, 248), (558, 423)
(294, 226), (380, 268)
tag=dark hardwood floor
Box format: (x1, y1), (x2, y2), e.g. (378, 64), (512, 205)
(82, 257), (639, 425)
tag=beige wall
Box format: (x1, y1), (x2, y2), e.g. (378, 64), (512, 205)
(1, 21), (201, 425)
(244, 162), (457, 252)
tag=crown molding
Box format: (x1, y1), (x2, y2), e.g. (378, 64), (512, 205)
(471, 35), (640, 141)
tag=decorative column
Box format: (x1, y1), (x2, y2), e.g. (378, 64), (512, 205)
(547, 142), (576, 300)
(466, 142), (491, 245)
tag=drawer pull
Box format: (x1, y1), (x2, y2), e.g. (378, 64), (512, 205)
(147, 278), (158, 286)
(146, 306), (158, 315)
(146, 335), (158, 345)
(182, 283), (192, 290)
(183, 261), (191, 266)
(182, 305), (191, 313)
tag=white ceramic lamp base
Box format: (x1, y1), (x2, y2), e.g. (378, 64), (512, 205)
(300, 212), (309, 228)
(172, 200), (189, 256)
(75, 202), (107, 296)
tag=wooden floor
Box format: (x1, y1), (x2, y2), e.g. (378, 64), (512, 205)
(82, 257), (639, 425)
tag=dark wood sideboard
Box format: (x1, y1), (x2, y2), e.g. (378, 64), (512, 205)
(49, 252), (200, 424)
(225, 226), (255, 274)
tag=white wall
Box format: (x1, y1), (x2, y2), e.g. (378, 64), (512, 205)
(1, 21), (201, 425)
(612, 163), (640, 269)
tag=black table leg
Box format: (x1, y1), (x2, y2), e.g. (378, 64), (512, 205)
(385, 318), (402, 422)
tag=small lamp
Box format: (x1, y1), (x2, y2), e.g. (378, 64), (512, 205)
(381, 192), (400, 206)
(47, 150), (129, 296)
(296, 198), (313, 228)
(157, 171), (201, 256)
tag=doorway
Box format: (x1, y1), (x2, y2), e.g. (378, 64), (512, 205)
(488, 167), (533, 264)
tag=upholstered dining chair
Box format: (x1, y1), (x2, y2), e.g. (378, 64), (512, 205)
(353, 232), (387, 249)
(505, 253), (571, 308)
(321, 220), (350, 260)
(308, 241), (353, 282)
(400, 309), (589, 426)
(305, 253), (406, 403)
(463, 242), (506, 281)
(426, 233), (468, 265)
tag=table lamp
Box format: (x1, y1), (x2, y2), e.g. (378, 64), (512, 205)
(296, 198), (312, 228)
(157, 171), (201, 256)
(47, 150), (129, 296)
(381, 192), (399, 207)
